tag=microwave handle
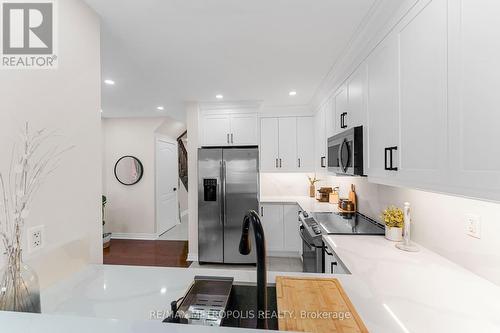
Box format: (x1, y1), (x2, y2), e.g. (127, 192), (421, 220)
(339, 139), (349, 172)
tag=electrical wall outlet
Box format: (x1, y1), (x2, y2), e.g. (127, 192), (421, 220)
(28, 225), (44, 252)
(466, 214), (481, 239)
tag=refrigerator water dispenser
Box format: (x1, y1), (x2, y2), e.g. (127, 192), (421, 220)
(203, 178), (217, 201)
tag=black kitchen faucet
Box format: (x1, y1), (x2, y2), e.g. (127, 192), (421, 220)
(239, 210), (268, 329)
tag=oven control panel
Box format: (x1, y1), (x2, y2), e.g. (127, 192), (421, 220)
(299, 213), (322, 235)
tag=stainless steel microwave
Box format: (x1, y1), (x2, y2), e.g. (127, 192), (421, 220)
(327, 126), (364, 176)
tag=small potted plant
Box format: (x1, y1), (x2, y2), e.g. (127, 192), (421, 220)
(307, 175), (321, 198)
(382, 206), (404, 241)
(102, 195), (112, 248)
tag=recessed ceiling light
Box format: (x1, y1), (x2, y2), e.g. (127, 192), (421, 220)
(156, 106), (164, 111)
(104, 79), (115, 85)
(216, 94), (223, 99)
(289, 91), (297, 96)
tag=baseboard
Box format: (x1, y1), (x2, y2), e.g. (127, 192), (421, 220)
(111, 233), (159, 240)
(187, 253), (198, 262)
(180, 210), (189, 218)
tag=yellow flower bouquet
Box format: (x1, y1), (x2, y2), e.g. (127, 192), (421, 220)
(382, 206), (404, 241)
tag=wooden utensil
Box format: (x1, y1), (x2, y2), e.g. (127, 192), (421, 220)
(348, 184), (357, 212)
(276, 276), (368, 333)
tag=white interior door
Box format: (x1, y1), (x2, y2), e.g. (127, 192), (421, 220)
(156, 138), (179, 235)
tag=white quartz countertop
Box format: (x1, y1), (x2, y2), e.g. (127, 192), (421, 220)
(3, 241), (500, 333)
(260, 195), (334, 213)
(4, 193), (500, 332)
(323, 235), (500, 333)
(34, 265), (329, 333)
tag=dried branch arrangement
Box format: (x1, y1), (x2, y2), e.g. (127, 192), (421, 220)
(0, 123), (72, 312)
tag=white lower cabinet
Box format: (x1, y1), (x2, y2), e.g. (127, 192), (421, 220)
(283, 204), (301, 253)
(259, 203), (301, 256)
(259, 203), (283, 252)
(324, 242), (349, 274)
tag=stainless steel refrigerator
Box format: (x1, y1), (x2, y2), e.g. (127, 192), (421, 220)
(198, 147), (258, 264)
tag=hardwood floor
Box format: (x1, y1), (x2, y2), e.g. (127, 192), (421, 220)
(103, 239), (191, 267)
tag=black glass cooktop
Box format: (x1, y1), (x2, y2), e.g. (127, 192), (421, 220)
(311, 212), (385, 235)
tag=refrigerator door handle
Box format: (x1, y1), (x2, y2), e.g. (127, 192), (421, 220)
(221, 160), (227, 226)
(220, 161), (225, 226)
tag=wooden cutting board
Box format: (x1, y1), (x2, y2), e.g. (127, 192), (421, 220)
(276, 276), (368, 333)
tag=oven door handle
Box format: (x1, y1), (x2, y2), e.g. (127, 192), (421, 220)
(299, 225), (322, 249)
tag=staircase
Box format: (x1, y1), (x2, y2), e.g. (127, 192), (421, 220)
(177, 130), (188, 190)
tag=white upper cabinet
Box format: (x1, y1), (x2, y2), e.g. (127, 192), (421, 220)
(260, 118), (280, 171)
(366, 33), (400, 181)
(325, 96), (335, 138)
(296, 117), (315, 171)
(397, 0), (448, 185)
(230, 114), (259, 146)
(347, 66), (367, 129)
(203, 114), (232, 146)
(201, 112), (258, 147)
(278, 117), (298, 171)
(260, 116), (314, 172)
(334, 87), (348, 134)
(447, 0), (500, 201)
(314, 103), (327, 173)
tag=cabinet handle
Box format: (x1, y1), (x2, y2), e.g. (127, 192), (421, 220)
(331, 262), (337, 274)
(275, 158), (279, 168)
(341, 112), (348, 129)
(231, 133), (233, 144)
(321, 156), (326, 168)
(227, 133), (230, 144)
(279, 158), (282, 168)
(261, 206), (264, 216)
(298, 158), (301, 168)
(384, 147), (398, 171)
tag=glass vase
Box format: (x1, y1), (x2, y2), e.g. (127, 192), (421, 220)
(0, 248), (41, 313)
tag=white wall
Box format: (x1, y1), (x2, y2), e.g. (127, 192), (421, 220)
(178, 181), (188, 217)
(186, 103), (200, 261)
(0, 0), (101, 288)
(102, 117), (185, 238)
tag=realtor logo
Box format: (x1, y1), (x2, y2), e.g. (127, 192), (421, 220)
(1, 0), (57, 69)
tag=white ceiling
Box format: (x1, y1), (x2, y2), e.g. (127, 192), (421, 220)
(85, 0), (377, 120)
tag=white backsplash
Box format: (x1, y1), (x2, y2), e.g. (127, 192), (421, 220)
(260, 173), (314, 197)
(261, 172), (500, 286)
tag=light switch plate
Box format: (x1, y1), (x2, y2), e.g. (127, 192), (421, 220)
(466, 214), (481, 239)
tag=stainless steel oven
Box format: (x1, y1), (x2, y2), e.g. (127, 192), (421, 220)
(298, 212), (324, 273)
(327, 126), (364, 176)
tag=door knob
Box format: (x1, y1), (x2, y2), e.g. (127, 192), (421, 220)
(173, 188), (177, 191)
